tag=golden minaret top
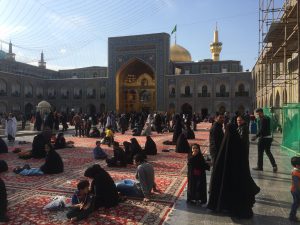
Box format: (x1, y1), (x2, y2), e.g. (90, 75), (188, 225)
(210, 23), (222, 61)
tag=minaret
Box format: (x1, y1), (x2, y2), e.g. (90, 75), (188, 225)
(6, 41), (16, 61)
(38, 51), (46, 69)
(210, 23), (222, 61)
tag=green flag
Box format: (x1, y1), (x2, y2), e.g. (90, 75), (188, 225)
(171, 25), (177, 34)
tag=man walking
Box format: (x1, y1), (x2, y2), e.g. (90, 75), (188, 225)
(252, 108), (277, 172)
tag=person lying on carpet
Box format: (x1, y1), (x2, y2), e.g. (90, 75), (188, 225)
(0, 137), (8, 154)
(84, 164), (120, 209)
(0, 164), (9, 222)
(93, 141), (107, 159)
(116, 153), (158, 201)
(143, 136), (157, 155)
(67, 180), (93, 222)
(106, 142), (127, 167)
(187, 143), (210, 205)
(17, 128), (52, 159)
(54, 133), (74, 149)
(14, 143), (64, 176)
(89, 127), (101, 138)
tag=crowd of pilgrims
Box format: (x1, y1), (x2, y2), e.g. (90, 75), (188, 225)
(0, 109), (271, 222)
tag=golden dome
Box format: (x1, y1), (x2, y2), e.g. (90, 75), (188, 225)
(170, 44), (192, 62)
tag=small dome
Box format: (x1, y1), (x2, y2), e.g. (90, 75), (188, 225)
(170, 44), (192, 62)
(37, 100), (51, 108)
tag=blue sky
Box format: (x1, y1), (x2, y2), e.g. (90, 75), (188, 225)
(0, 0), (282, 71)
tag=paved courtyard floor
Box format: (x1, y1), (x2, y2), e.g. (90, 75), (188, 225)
(165, 139), (295, 225)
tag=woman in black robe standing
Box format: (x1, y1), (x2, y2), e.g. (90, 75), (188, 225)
(0, 137), (8, 154)
(175, 133), (190, 153)
(172, 114), (183, 144)
(84, 164), (119, 209)
(187, 143), (210, 204)
(207, 123), (259, 218)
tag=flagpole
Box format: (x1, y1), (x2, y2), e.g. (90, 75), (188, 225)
(175, 29), (177, 45)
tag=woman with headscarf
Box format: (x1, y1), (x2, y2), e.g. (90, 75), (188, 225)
(175, 133), (190, 153)
(84, 164), (119, 209)
(144, 136), (157, 155)
(123, 141), (134, 164)
(185, 120), (195, 140)
(130, 138), (143, 156)
(207, 123), (259, 218)
(187, 143), (210, 204)
(172, 114), (183, 144)
(106, 142), (127, 167)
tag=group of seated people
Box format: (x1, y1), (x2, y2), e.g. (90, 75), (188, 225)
(93, 135), (157, 167)
(67, 153), (158, 222)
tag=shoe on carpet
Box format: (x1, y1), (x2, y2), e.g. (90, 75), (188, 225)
(273, 166), (278, 173)
(252, 167), (263, 171)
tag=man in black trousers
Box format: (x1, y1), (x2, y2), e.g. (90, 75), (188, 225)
(252, 108), (278, 172)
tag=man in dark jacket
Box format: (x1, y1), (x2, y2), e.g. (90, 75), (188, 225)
(209, 114), (224, 164)
(252, 108), (277, 172)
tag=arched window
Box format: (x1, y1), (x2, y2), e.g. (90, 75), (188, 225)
(185, 86), (191, 96)
(0, 80), (7, 96)
(220, 84), (226, 94)
(238, 83), (245, 92)
(202, 85), (208, 96)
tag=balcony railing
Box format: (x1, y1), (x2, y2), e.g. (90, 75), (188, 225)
(216, 92), (229, 97)
(37, 94), (43, 99)
(87, 94), (96, 99)
(61, 95), (68, 99)
(180, 93), (193, 98)
(74, 95), (82, 99)
(25, 93), (33, 98)
(100, 94), (105, 99)
(48, 95), (56, 99)
(198, 93), (211, 97)
(12, 92), (20, 97)
(235, 91), (249, 97)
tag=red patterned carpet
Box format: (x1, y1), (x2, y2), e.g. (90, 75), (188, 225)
(0, 123), (211, 225)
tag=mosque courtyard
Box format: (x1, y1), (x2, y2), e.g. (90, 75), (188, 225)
(0, 123), (295, 225)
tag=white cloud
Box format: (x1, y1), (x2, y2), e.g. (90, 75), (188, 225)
(60, 48), (66, 54)
(46, 12), (88, 30)
(0, 25), (27, 40)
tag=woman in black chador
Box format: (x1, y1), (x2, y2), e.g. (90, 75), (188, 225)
(207, 123), (259, 218)
(172, 114), (183, 144)
(187, 144), (210, 204)
(144, 136), (157, 155)
(175, 133), (190, 153)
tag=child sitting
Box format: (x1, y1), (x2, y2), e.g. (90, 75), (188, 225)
(67, 180), (93, 222)
(102, 126), (114, 147)
(93, 141), (107, 159)
(187, 143), (210, 205)
(0, 160), (9, 222)
(289, 156), (300, 221)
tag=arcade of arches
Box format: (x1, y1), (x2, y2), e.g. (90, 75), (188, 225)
(116, 59), (156, 113)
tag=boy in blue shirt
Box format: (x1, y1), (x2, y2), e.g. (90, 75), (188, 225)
(93, 141), (108, 159)
(67, 180), (93, 222)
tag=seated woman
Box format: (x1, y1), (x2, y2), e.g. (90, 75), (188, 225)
(123, 141), (134, 164)
(116, 154), (158, 200)
(106, 142), (127, 167)
(54, 133), (74, 149)
(144, 136), (157, 155)
(84, 164), (119, 209)
(89, 127), (101, 138)
(175, 133), (190, 153)
(15, 143), (64, 175)
(0, 174), (8, 222)
(0, 137), (8, 154)
(141, 122), (152, 136)
(130, 138), (143, 156)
